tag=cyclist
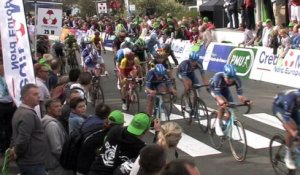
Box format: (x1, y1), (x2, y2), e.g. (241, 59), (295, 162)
(132, 37), (148, 76)
(91, 31), (106, 55)
(209, 64), (251, 136)
(272, 89), (300, 170)
(146, 22), (161, 57)
(145, 64), (176, 116)
(120, 37), (135, 50)
(51, 39), (65, 59)
(149, 48), (174, 80)
(118, 51), (141, 110)
(177, 51), (209, 96)
(82, 40), (107, 76)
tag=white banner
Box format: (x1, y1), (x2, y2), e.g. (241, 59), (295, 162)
(97, 2), (107, 14)
(249, 47), (300, 88)
(0, 0), (36, 106)
(37, 8), (62, 36)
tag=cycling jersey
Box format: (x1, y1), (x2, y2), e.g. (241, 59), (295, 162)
(91, 36), (104, 46)
(210, 72), (243, 101)
(177, 60), (205, 76)
(119, 58), (140, 77)
(116, 49), (125, 63)
(145, 69), (172, 90)
(273, 89), (300, 123)
(82, 48), (104, 68)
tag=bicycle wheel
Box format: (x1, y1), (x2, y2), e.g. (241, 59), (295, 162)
(162, 94), (172, 119)
(208, 111), (224, 149)
(269, 134), (291, 175)
(127, 89), (140, 114)
(180, 93), (192, 124)
(195, 98), (209, 133)
(94, 85), (105, 106)
(229, 120), (248, 161)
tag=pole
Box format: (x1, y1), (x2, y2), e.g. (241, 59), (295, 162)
(34, 0), (37, 61)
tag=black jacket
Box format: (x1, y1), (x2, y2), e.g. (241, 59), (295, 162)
(88, 125), (145, 175)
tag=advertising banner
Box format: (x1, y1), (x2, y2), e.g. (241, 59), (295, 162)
(206, 43), (234, 72)
(0, 0), (36, 106)
(37, 8), (62, 36)
(97, 2), (108, 14)
(171, 39), (192, 63)
(250, 47), (300, 88)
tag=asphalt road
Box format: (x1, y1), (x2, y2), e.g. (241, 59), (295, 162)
(1, 51), (291, 175)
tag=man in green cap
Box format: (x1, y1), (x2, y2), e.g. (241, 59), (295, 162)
(261, 18), (273, 47)
(89, 112), (151, 175)
(77, 109), (125, 174)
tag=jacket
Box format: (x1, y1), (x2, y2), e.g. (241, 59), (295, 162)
(89, 125), (146, 175)
(11, 105), (47, 165)
(42, 114), (67, 170)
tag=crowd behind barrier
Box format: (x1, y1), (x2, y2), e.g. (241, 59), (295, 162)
(59, 29), (300, 88)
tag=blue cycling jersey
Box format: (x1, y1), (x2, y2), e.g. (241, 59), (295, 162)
(210, 72), (243, 97)
(116, 49), (125, 63)
(145, 69), (172, 89)
(177, 59), (205, 76)
(273, 89), (300, 116)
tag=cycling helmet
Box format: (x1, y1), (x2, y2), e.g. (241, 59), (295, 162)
(224, 64), (237, 78)
(189, 51), (199, 61)
(124, 37), (131, 43)
(134, 38), (146, 48)
(154, 64), (166, 76)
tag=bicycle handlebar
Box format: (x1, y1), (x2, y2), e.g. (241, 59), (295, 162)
(192, 84), (209, 89)
(226, 102), (252, 114)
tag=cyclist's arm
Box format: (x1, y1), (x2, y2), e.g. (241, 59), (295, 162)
(235, 77), (246, 103)
(169, 50), (179, 66)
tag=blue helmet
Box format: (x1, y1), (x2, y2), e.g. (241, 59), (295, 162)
(154, 64), (166, 76)
(224, 64), (237, 78)
(189, 51), (199, 61)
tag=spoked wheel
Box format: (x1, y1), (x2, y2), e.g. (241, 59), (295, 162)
(161, 94), (172, 121)
(180, 93), (193, 124)
(229, 120), (248, 161)
(126, 89), (140, 114)
(208, 111), (224, 149)
(196, 98), (209, 133)
(92, 85), (105, 107)
(269, 134), (292, 175)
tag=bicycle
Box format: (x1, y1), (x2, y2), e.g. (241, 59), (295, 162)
(269, 134), (299, 175)
(152, 92), (173, 122)
(208, 102), (251, 161)
(66, 48), (79, 69)
(180, 84), (209, 133)
(125, 77), (144, 114)
(91, 74), (107, 107)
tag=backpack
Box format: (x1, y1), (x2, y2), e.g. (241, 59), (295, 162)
(60, 129), (84, 170)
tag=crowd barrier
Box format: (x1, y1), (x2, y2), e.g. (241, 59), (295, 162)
(60, 29), (300, 88)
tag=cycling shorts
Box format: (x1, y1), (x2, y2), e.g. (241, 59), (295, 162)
(177, 72), (199, 85)
(272, 103), (300, 125)
(210, 87), (234, 103)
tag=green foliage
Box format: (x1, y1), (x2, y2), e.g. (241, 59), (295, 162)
(77, 0), (97, 17)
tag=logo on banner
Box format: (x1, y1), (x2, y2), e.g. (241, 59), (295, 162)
(13, 20), (26, 42)
(228, 48), (255, 76)
(42, 10), (57, 25)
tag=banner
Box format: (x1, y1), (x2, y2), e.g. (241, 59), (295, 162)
(97, 2), (108, 14)
(249, 47), (300, 88)
(0, 0), (36, 106)
(37, 8), (62, 36)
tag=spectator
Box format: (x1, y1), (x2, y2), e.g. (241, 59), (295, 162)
(261, 19), (273, 47)
(269, 29), (280, 55)
(278, 29), (291, 58)
(41, 99), (71, 175)
(244, 0), (255, 30)
(290, 0), (300, 25)
(224, 0), (239, 29)
(136, 144), (167, 175)
(0, 59), (16, 155)
(272, 0), (285, 26)
(238, 24), (255, 47)
(63, 68), (81, 101)
(88, 112), (151, 175)
(176, 25), (189, 40)
(10, 84), (47, 175)
(202, 23), (214, 49)
(160, 159), (201, 175)
(130, 121), (183, 175)
(77, 110), (125, 174)
(253, 21), (263, 46)
(68, 97), (87, 134)
(70, 72), (93, 101)
(34, 63), (51, 116)
(60, 89), (81, 133)
(47, 59), (60, 92)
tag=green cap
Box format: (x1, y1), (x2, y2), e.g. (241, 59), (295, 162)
(38, 58), (51, 70)
(153, 22), (160, 29)
(266, 19), (271, 23)
(289, 22), (295, 27)
(180, 25), (186, 28)
(203, 17), (208, 22)
(127, 113), (151, 136)
(108, 110), (124, 124)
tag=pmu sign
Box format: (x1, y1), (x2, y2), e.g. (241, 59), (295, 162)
(227, 48), (256, 77)
(37, 8), (62, 36)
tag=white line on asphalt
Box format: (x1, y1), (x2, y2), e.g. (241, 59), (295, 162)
(244, 113), (284, 131)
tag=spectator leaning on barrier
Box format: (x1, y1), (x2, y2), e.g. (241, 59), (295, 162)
(10, 84), (47, 175)
(261, 19), (274, 47)
(239, 24), (255, 47)
(278, 28), (291, 58)
(254, 21), (263, 46)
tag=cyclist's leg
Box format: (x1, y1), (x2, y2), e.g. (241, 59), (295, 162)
(146, 85), (156, 116)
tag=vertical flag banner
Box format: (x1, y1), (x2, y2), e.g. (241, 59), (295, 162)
(0, 0), (36, 106)
(37, 8), (62, 36)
